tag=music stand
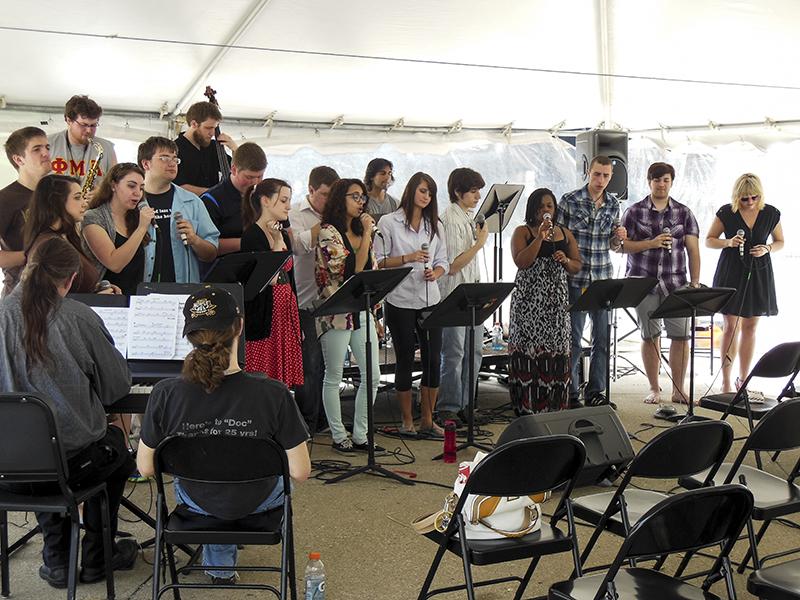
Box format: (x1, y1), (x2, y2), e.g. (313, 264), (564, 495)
(204, 251), (290, 302)
(570, 277), (658, 405)
(313, 267), (412, 485)
(651, 286), (735, 420)
(475, 183), (524, 323)
(422, 282), (515, 459)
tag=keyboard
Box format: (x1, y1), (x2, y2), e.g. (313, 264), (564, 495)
(129, 384), (154, 395)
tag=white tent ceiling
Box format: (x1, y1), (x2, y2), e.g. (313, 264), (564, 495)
(2, 0), (800, 148)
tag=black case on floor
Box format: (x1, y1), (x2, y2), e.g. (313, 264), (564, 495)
(497, 406), (634, 487)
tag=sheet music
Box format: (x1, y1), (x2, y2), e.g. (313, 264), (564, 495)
(127, 295), (181, 359)
(91, 307), (130, 356)
(168, 294), (193, 360)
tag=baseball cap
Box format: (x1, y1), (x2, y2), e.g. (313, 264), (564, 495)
(182, 286), (241, 336)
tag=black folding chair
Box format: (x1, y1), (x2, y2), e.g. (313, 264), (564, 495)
(417, 435), (586, 600)
(152, 435), (296, 600)
(748, 557), (800, 599)
(549, 485), (754, 600)
(680, 397), (800, 574)
(699, 341), (800, 436)
(572, 420), (733, 571)
(0, 393), (115, 600)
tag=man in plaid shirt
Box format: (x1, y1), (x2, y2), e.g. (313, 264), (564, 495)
(557, 155), (627, 407)
(621, 162), (700, 405)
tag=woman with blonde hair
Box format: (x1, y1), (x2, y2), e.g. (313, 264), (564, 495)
(706, 173), (784, 392)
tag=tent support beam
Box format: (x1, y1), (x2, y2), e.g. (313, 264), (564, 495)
(596, 0), (614, 127)
(170, 0), (274, 117)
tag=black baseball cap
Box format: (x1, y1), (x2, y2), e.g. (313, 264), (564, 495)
(182, 286), (241, 336)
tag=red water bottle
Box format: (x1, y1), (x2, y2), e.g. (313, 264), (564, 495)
(443, 420), (457, 463)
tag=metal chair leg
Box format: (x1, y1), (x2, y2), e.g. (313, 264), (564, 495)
(1, 511), (9, 598)
(100, 491), (116, 600)
(67, 519), (80, 600)
(417, 542), (448, 599)
(512, 556), (541, 600)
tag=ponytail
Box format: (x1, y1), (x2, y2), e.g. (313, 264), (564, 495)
(20, 238), (80, 370)
(181, 318), (242, 392)
(241, 178), (290, 230)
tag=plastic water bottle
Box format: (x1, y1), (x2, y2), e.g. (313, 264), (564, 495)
(343, 349), (351, 368)
(491, 323), (504, 351)
(304, 552), (325, 599)
(443, 420), (457, 463)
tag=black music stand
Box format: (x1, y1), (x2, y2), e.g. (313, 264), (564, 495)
(570, 277), (658, 405)
(204, 251), (290, 302)
(423, 282), (515, 459)
(314, 267), (412, 485)
(651, 286), (736, 420)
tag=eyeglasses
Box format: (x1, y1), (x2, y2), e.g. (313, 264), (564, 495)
(740, 195), (760, 202)
(345, 192), (368, 203)
(156, 156), (182, 165)
(72, 120), (99, 130)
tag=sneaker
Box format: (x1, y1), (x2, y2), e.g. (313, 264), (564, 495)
(38, 564), (67, 589)
(127, 468), (149, 483)
(352, 441), (387, 456)
(211, 575), (236, 585)
(80, 538), (138, 583)
(331, 438), (356, 456)
(435, 411), (464, 428)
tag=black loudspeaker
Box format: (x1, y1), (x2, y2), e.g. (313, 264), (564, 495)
(576, 130), (629, 200)
(497, 406), (634, 487)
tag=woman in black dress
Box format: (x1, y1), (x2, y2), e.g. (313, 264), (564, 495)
(706, 173), (784, 393)
(508, 188), (582, 414)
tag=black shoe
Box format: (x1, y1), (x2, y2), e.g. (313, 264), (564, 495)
(568, 398), (583, 409)
(351, 440), (387, 456)
(457, 409), (490, 426)
(39, 564), (67, 589)
(331, 438), (356, 456)
(435, 410), (463, 428)
(80, 538), (138, 583)
(211, 575), (236, 585)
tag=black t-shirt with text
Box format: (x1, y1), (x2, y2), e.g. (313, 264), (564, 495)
(145, 188), (176, 283)
(139, 371), (309, 519)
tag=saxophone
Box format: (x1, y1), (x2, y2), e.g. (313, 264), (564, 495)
(80, 139), (104, 202)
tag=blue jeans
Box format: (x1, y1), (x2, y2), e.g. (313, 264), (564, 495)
(173, 478), (285, 578)
(437, 325), (483, 413)
(568, 285), (609, 401)
(320, 315), (380, 444)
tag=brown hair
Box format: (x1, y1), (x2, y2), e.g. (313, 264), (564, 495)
(137, 136), (178, 167)
(647, 162), (676, 181)
(23, 174), (83, 254)
(4, 126), (47, 170)
(447, 167), (485, 203)
(185, 101), (222, 126)
(308, 165), (339, 190)
(322, 179), (368, 237)
(181, 319), (242, 392)
(21, 238), (80, 370)
(399, 172), (440, 241)
(242, 178), (291, 229)
(589, 155), (613, 169)
(364, 158), (394, 191)
(89, 163), (150, 244)
(64, 95), (103, 121)
(232, 142), (267, 172)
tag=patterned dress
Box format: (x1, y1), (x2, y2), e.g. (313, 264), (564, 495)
(508, 227), (571, 414)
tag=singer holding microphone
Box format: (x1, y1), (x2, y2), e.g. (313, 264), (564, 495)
(377, 172), (449, 438)
(619, 163), (701, 405)
(508, 188), (581, 414)
(82, 163), (153, 296)
(315, 179), (383, 454)
(240, 178), (303, 389)
(706, 173), (783, 393)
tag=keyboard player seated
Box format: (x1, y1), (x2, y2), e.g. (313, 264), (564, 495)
(136, 286), (310, 585)
(0, 238), (138, 589)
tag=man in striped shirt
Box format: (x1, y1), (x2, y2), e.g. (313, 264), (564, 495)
(556, 155), (626, 406)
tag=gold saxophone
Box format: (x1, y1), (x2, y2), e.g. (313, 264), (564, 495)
(80, 139), (104, 202)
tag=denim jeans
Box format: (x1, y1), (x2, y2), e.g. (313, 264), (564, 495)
(437, 325), (483, 413)
(320, 315), (381, 444)
(173, 478), (285, 578)
(568, 285), (609, 401)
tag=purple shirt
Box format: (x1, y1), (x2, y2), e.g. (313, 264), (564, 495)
(622, 196), (699, 294)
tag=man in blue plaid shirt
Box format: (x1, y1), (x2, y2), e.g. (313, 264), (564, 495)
(556, 156), (626, 406)
(620, 162), (700, 406)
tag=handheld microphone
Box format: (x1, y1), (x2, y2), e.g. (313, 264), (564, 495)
(371, 224), (383, 239)
(613, 218), (624, 249)
(543, 212), (553, 240)
(174, 211), (189, 246)
(662, 226), (672, 251)
(421, 242), (430, 271)
(736, 229), (745, 257)
(138, 202), (158, 231)
(473, 213), (485, 241)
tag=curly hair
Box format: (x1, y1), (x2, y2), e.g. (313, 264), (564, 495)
(181, 318), (242, 392)
(321, 179), (367, 238)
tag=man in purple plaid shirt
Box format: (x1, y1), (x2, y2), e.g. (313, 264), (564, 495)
(620, 162), (701, 406)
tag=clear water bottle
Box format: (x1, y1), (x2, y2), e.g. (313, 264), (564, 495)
(304, 552), (326, 600)
(343, 348), (351, 368)
(491, 323), (504, 351)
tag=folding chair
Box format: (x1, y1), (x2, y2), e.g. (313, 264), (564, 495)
(0, 393), (115, 600)
(572, 420), (733, 570)
(699, 341), (800, 435)
(679, 396), (800, 574)
(152, 435), (296, 600)
(417, 435), (586, 600)
(748, 558), (800, 599)
(549, 485), (754, 600)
